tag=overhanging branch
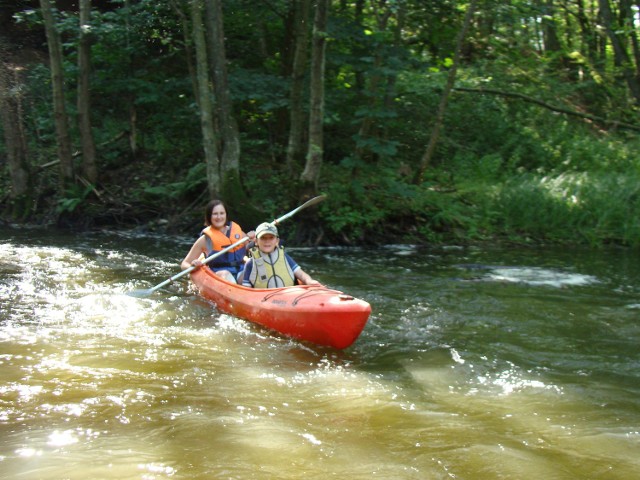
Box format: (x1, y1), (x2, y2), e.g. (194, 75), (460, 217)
(454, 87), (640, 133)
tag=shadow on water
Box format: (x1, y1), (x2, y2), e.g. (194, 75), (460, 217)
(1, 228), (640, 479)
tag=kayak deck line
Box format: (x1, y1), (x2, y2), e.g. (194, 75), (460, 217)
(261, 285), (342, 304)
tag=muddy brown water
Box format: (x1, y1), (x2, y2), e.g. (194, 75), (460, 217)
(1, 228), (639, 479)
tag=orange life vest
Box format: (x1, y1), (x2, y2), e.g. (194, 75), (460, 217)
(201, 222), (246, 273)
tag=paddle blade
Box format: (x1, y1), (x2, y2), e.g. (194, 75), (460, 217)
(126, 278), (171, 297)
(273, 195), (326, 224)
(301, 194), (326, 208)
(126, 288), (155, 298)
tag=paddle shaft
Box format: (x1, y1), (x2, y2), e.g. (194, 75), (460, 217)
(144, 234), (251, 294)
(133, 195), (326, 295)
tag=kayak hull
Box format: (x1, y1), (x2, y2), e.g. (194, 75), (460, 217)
(190, 267), (371, 349)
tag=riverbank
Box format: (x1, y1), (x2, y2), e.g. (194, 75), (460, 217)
(3, 166), (640, 250)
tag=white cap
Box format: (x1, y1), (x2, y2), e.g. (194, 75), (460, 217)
(256, 222), (279, 238)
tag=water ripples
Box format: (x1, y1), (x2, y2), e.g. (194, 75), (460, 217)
(2, 231), (640, 478)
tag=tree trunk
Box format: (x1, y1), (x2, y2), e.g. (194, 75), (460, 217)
(170, 0), (199, 106)
(0, 49), (32, 219)
(354, 0), (366, 91)
(598, 0), (640, 104)
(540, 0), (562, 53)
(40, 0), (74, 192)
(124, 0), (138, 158)
(205, 0), (241, 193)
(383, 3), (405, 134)
(300, 0), (328, 194)
(575, 0), (599, 67)
(413, 0), (478, 184)
(354, 1), (393, 161)
(286, 0), (311, 173)
(77, 0), (98, 184)
(191, 0), (220, 197)
(269, 2), (297, 147)
(620, 0), (640, 89)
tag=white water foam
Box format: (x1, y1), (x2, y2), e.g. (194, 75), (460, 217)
(487, 267), (598, 288)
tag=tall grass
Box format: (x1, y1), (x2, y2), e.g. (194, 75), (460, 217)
(490, 173), (640, 246)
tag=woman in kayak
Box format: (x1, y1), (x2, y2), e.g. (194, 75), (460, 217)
(239, 222), (320, 288)
(181, 199), (255, 283)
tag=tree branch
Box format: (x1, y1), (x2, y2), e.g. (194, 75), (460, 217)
(454, 86), (640, 132)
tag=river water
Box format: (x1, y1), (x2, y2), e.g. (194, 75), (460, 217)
(0, 227), (639, 479)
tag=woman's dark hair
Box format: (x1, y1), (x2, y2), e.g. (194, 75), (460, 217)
(204, 199), (227, 226)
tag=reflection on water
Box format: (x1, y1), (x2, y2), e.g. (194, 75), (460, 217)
(1, 229), (639, 479)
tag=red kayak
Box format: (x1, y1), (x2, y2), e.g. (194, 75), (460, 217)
(190, 267), (371, 349)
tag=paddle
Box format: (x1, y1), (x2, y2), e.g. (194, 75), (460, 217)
(128, 195), (326, 297)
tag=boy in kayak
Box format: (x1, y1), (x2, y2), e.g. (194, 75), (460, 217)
(239, 222), (320, 288)
(181, 199), (255, 283)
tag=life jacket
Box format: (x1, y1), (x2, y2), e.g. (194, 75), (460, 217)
(201, 222), (246, 273)
(246, 246), (296, 288)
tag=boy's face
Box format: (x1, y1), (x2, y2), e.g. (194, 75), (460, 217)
(257, 234), (279, 253)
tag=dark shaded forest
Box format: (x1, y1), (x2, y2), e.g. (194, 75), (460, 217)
(1, 0), (639, 246)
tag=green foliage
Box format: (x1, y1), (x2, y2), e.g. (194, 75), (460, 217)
(4, 0), (640, 249)
(56, 184), (95, 214)
(140, 163), (206, 200)
(318, 155), (484, 243)
(231, 69), (290, 110)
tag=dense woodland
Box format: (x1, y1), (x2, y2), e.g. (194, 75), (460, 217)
(1, 0), (639, 246)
